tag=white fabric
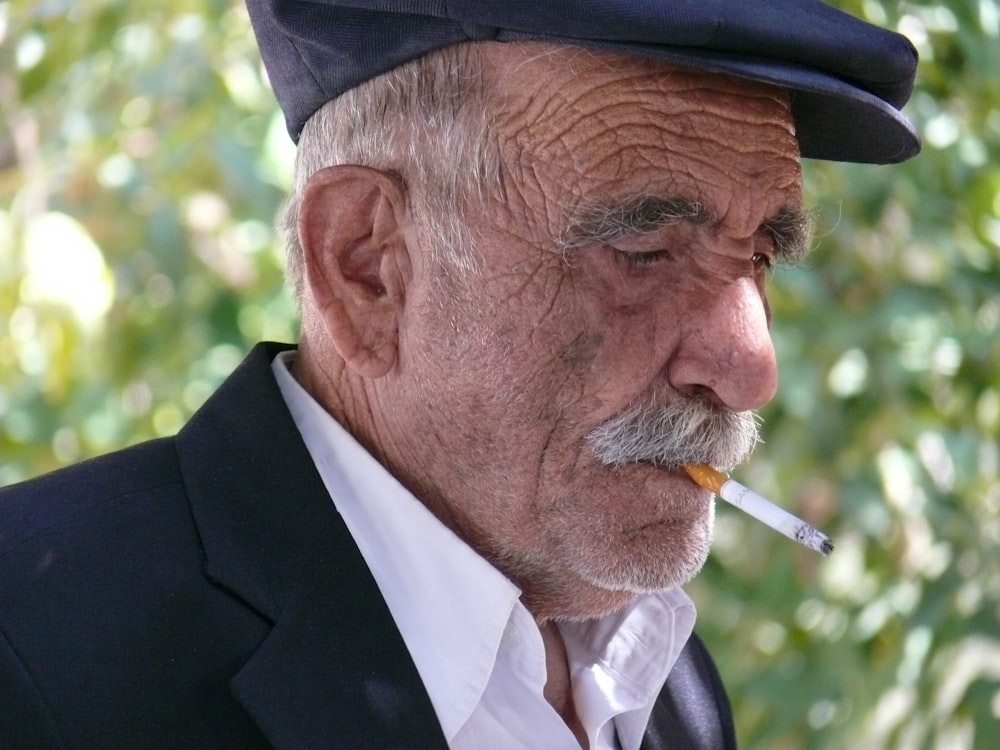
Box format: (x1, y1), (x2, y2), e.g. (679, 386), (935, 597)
(272, 352), (696, 750)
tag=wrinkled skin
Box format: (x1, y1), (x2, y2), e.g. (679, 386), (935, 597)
(295, 43), (804, 622)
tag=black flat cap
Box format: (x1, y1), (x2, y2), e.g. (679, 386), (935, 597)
(246, 0), (920, 164)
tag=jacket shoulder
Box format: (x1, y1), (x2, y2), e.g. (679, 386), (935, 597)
(0, 436), (270, 748)
(0, 438), (181, 555)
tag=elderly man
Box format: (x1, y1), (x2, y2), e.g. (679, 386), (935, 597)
(0, 2), (918, 749)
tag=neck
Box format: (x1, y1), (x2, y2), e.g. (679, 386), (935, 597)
(539, 621), (590, 750)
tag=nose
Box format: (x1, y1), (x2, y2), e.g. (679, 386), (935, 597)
(666, 277), (778, 412)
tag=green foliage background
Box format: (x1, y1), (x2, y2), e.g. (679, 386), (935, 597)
(1, 1), (998, 747)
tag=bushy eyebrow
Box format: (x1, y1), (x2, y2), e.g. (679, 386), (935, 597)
(558, 195), (813, 265)
(558, 196), (714, 251)
(762, 208), (814, 265)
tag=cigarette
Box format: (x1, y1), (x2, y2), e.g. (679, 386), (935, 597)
(683, 464), (834, 556)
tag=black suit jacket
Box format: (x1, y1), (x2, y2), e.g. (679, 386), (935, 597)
(0, 343), (736, 749)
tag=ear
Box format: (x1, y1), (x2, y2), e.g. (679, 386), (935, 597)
(298, 165), (411, 378)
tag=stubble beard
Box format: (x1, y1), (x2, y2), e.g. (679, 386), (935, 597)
(563, 392), (761, 598)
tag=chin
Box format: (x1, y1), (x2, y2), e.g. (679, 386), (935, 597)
(574, 509), (715, 595)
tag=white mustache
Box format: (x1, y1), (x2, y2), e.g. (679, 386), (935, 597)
(586, 395), (760, 471)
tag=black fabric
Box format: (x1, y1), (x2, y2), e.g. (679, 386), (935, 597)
(641, 633), (738, 750)
(1, 342), (735, 748)
(245, 0), (920, 164)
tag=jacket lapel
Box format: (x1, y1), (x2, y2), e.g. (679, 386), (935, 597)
(228, 524), (450, 750)
(176, 343), (448, 750)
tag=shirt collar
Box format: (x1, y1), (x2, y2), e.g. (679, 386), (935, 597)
(562, 589), (696, 750)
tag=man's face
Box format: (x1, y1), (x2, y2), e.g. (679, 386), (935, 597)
(391, 44), (805, 619)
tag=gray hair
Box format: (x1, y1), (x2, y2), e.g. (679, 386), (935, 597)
(279, 44), (502, 305)
(587, 391), (761, 472)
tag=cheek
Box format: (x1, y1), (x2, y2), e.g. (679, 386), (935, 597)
(555, 329), (605, 372)
(567, 285), (683, 393)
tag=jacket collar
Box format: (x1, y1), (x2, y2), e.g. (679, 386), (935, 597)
(174, 342), (448, 749)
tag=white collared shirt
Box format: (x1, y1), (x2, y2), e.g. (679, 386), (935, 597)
(272, 352), (696, 750)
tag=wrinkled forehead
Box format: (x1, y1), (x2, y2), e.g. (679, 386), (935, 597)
(484, 43), (796, 150)
(479, 43), (803, 222)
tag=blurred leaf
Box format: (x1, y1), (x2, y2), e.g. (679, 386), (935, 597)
(2, 1), (998, 748)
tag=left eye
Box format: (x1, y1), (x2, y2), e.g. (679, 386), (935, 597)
(615, 249), (671, 266)
(752, 252), (773, 271)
